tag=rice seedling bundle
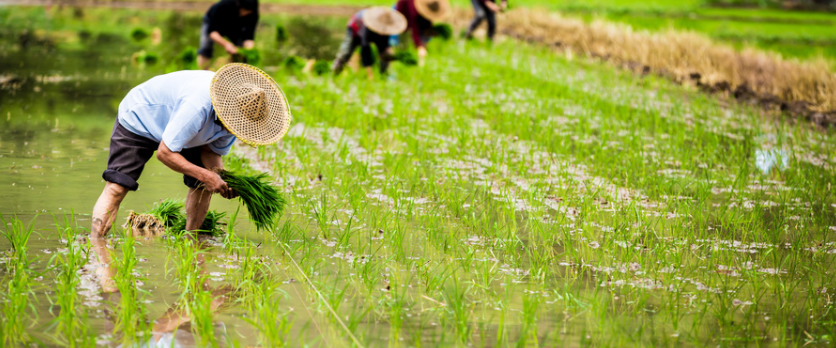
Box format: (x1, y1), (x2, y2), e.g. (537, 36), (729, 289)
(123, 199), (185, 235)
(283, 55), (306, 71)
(394, 50), (418, 66)
(218, 170), (286, 231)
(432, 23), (453, 41)
(123, 199), (227, 235)
(313, 60), (331, 76)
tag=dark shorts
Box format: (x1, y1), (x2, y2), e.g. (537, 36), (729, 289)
(103, 120), (205, 191)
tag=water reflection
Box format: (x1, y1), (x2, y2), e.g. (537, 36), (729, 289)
(90, 233), (236, 347)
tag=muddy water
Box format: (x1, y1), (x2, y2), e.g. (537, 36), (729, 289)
(0, 9), (328, 347)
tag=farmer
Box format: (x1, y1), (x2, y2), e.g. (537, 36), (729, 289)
(465, 0), (507, 41)
(393, 0), (450, 67)
(332, 7), (408, 79)
(198, 0), (259, 70)
(89, 63), (291, 238)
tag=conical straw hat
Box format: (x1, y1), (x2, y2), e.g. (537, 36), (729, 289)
(363, 7), (408, 36)
(414, 0), (451, 22)
(210, 63), (292, 146)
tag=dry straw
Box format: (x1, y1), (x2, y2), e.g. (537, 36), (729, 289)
(456, 8), (836, 118)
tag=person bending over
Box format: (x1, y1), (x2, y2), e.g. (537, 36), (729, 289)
(332, 7), (407, 79)
(466, 0), (507, 41)
(198, 0), (259, 70)
(90, 63), (291, 239)
(393, 0), (450, 67)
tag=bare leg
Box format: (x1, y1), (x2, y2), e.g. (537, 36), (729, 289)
(185, 187), (212, 231)
(198, 55), (211, 70)
(89, 237), (118, 293)
(91, 182), (129, 238)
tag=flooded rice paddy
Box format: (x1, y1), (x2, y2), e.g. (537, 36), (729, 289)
(2, 5), (836, 348)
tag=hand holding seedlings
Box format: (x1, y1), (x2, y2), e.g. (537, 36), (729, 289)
(202, 171), (234, 199)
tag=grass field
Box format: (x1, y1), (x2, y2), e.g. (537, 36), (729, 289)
(2, 4), (836, 348)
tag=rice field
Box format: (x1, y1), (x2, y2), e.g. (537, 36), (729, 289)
(2, 4), (836, 348)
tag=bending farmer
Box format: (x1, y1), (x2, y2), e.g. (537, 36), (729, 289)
(90, 63), (291, 238)
(393, 0), (450, 67)
(333, 7), (407, 79)
(198, 0), (259, 70)
(465, 0), (507, 41)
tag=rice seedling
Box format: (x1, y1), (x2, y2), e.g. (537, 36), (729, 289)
(235, 47), (262, 65)
(49, 214), (94, 348)
(432, 23), (453, 41)
(5, 7), (836, 347)
(0, 214), (37, 347)
(393, 49), (418, 66)
(313, 60), (331, 76)
(123, 199), (185, 235)
(217, 170), (287, 232)
(110, 225), (149, 346)
(284, 55), (306, 71)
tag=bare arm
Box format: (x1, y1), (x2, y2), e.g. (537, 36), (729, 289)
(156, 141), (232, 198)
(209, 31), (238, 54)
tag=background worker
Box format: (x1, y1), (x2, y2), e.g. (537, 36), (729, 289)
(393, 0), (450, 67)
(198, 0), (259, 70)
(332, 7), (407, 79)
(466, 0), (507, 41)
(90, 63), (291, 239)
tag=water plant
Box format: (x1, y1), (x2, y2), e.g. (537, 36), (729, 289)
(394, 49), (418, 66)
(0, 214), (36, 346)
(218, 169), (287, 231)
(111, 224), (149, 345)
(313, 59), (331, 76)
(130, 27), (148, 42)
(283, 55), (306, 71)
(49, 214), (94, 348)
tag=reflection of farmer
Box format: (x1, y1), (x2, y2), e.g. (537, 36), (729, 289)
(393, 0), (450, 67)
(465, 0), (507, 41)
(90, 64), (291, 238)
(332, 7), (407, 79)
(198, 0), (259, 70)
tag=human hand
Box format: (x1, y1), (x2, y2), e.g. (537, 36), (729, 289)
(501, 1), (508, 11)
(486, 1), (500, 12)
(202, 171), (233, 199)
(224, 43), (239, 55)
(417, 46), (427, 67)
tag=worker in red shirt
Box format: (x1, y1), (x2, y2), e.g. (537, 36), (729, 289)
(332, 7), (407, 79)
(393, 0), (450, 67)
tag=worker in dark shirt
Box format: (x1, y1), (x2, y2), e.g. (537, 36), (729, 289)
(198, 0), (259, 70)
(333, 7), (407, 79)
(466, 0), (507, 41)
(393, 0), (450, 67)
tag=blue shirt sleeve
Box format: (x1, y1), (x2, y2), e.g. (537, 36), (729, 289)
(161, 102), (205, 153)
(209, 134), (236, 156)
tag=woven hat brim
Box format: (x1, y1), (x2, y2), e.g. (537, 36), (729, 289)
(363, 7), (408, 36)
(415, 0), (451, 22)
(211, 63), (292, 146)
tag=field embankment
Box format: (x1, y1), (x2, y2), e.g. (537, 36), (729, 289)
(484, 7), (836, 128)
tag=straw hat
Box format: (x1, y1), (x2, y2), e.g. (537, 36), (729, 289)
(210, 63), (292, 146)
(363, 7), (407, 36)
(414, 0), (451, 23)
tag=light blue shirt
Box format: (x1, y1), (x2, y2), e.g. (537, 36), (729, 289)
(117, 70), (236, 155)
